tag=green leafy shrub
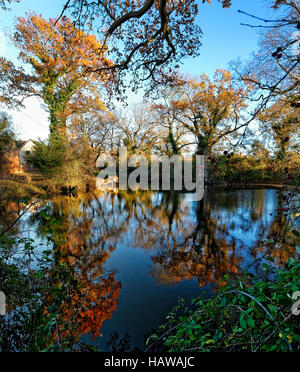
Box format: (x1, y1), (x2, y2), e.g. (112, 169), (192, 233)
(208, 153), (300, 185)
(27, 138), (89, 191)
(148, 257), (300, 352)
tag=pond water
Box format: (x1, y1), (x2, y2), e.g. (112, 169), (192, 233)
(13, 188), (299, 350)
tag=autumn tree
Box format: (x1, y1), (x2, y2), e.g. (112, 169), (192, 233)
(0, 13), (113, 141)
(258, 98), (300, 160)
(55, 0), (232, 90)
(250, 140), (270, 162)
(151, 84), (191, 156)
(169, 70), (250, 156)
(116, 103), (160, 155)
(151, 103), (188, 156)
(69, 100), (119, 162)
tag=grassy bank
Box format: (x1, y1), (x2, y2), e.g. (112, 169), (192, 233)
(0, 179), (46, 201)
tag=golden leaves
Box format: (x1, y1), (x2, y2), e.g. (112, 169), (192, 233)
(8, 13), (114, 135)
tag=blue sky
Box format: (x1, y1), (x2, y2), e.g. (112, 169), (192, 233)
(0, 0), (275, 140)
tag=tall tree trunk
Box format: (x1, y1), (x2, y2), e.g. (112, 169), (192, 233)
(195, 139), (211, 185)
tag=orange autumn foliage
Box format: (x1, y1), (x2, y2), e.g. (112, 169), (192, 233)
(59, 0), (231, 87)
(0, 13), (113, 138)
(58, 273), (121, 340)
(164, 70), (251, 155)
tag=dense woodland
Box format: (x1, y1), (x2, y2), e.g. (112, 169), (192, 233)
(0, 0), (299, 353)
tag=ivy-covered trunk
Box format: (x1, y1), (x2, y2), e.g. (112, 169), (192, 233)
(195, 138), (212, 185)
(41, 70), (79, 143)
(167, 124), (181, 156)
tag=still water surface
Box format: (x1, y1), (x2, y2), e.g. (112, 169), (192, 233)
(17, 188), (299, 350)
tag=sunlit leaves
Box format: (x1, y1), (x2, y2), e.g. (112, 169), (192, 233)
(58, 0), (232, 88)
(163, 69), (251, 155)
(0, 13), (113, 139)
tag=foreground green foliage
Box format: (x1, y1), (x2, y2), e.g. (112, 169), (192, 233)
(148, 254), (300, 352)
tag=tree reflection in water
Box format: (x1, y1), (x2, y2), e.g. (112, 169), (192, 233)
(28, 193), (123, 342)
(21, 188), (299, 347)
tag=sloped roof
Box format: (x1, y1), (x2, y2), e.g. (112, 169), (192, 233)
(15, 140), (34, 150)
